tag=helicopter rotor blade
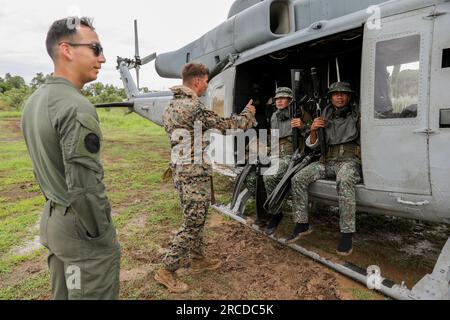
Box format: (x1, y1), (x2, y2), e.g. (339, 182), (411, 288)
(140, 52), (157, 66)
(134, 19), (140, 60)
(136, 65), (140, 91)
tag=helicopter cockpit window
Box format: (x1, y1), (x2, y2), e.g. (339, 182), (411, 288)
(374, 35), (420, 119)
(443, 48), (450, 68)
(212, 85), (225, 117)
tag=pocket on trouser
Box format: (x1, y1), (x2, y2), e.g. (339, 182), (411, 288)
(39, 200), (51, 248)
(69, 234), (121, 300)
(70, 192), (112, 239)
(73, 213), (120, 253)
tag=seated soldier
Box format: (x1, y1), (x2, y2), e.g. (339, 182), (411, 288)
(244, 87), (311, 232)
(289, 82), (361, 256)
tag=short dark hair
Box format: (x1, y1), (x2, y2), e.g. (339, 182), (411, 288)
(182, 63), (209, 83)
(46, 17), (95, 60)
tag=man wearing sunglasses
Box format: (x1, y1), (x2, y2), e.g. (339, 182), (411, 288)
(21, 17), (120, 300)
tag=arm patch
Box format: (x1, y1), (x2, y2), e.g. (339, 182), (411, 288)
(75, 113), (102, 161)
(84, 133), (100, 153)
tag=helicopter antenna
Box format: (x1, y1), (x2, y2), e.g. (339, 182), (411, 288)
(335, 57), (341, 82)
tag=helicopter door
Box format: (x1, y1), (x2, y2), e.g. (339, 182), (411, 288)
(429, 4), (450, 205)
(205, 67), (236, 166)
(360, 7), (434, 195)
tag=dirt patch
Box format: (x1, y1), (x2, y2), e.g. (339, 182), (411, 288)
(259, 205), (450, 291)
(120, 267), (150, 282)
(0, 183), (40, 202)
(0, 119), (22, 142)
(11, 225), (41, 256)
(145, 212), (352, 300)
(9, 119), (22, 134)
(0, 256), (46, 289)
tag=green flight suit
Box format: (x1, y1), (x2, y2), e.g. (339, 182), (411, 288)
(21, 76), (120, 300)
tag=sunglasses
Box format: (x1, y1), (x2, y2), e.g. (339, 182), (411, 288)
(59, 42), (104, 57)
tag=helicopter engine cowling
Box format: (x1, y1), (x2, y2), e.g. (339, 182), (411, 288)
(155, 0), (295, 79)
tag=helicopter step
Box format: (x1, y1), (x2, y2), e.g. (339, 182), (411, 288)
(212, 191), (450, 300)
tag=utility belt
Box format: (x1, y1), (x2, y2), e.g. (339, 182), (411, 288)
(49, 200), (69, 215)
(326, 143), (360, 160)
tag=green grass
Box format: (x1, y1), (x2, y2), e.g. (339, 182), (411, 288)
(347, 287), (384, 300)
(0, 114), (47, 276)
(0, 271), (50, 300)
(0, 111), (21, 119)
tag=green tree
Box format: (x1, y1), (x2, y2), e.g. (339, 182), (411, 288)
(30, 72), (47, 90)
(1, 86), (31, 110)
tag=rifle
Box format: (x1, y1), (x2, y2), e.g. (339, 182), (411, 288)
(311, 67), (327, 156)
(290, 69), (308, 152)
(264, 150), (315, 214)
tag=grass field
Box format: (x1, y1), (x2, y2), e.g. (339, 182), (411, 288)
(1, 108), (448, 300)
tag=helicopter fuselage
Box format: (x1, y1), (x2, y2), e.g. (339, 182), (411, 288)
(118, 0), (450, 225)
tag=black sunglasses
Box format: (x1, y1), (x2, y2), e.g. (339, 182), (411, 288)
(59, 42), (104, 57)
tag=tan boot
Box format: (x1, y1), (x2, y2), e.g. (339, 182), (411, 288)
(190, 257), (222, 274)
(154, 268), (189, 293)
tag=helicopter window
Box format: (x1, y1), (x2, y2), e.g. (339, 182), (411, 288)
(212, 85), (225, 117)
(270, 1), (291, 35)
(443, 48), (450, 68)
(374, 35), (420, 119)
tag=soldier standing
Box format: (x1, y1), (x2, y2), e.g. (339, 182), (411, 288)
(244, 87), (311, 233)
(155, 63), (257, 293)
(290, 82), (361, 255)
(21, 18), (120, 299)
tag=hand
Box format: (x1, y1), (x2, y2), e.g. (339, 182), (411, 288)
(246, 99), (256, 115)
(310, 117), (326, 132)
(291, 118), (304, 129)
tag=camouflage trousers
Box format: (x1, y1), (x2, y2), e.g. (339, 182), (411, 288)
(163, 169), (211, 272)
(243, 155), (292, 212)
(291, 157), (361, 233)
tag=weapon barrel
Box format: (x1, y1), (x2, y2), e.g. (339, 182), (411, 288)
(290, 69), (303, 151)
(311, 67), (327, 156)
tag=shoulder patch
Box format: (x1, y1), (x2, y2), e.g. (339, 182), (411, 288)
(84, 133), (100, 153)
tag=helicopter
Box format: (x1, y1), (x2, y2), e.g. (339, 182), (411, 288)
(96, 0), (450, 300)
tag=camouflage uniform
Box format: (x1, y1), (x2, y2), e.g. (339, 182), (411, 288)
(291, 158), (361, 233)
(291, 82), (361, 233)
(162, 85), (256, 271)
(244, 87), (311, 203)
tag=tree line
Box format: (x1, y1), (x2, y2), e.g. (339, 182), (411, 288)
(0, 72), (129, 111)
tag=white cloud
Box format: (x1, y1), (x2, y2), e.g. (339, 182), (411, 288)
(0, 0), (235, 90)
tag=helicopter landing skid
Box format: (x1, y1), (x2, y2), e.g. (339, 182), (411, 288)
(212, 193), (450, 300)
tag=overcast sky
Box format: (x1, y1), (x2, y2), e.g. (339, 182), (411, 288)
(0, 0), (236, 90)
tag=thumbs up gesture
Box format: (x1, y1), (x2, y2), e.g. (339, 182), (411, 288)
(246, 99), (256, 115)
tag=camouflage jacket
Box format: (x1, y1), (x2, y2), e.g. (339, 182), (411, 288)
(163, 85), (257, 176)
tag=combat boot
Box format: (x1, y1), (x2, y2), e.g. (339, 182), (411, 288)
(254, 218), (268, 228)
(190, 257), (222, 274)
(336, 232), (353, 256)
(286, 223), (312, 244)
(154, 268), (189, 293)
(265, 212), (283, 235)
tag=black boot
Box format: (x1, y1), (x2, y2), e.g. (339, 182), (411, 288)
(264, 212), (283, 235)
(286, 223), (312, 243)
(254, 218), (268, 228)
(336, 233), (353, 256)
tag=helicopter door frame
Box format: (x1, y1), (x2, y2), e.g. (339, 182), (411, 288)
(205, 67), (237, 166)
(360, 6), (434, 196)
(428, 3), (450, 221)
